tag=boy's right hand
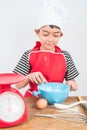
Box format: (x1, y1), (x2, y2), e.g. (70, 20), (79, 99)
(27, 72), (47, 84)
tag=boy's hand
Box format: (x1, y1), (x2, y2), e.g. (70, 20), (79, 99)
(28, 72), (47, 84)
(66, 79), (78, 91)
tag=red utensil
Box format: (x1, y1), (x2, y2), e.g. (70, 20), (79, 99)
(0, 73), (27, 128)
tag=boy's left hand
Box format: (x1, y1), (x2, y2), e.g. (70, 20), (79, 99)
(66, 79), (78, 91)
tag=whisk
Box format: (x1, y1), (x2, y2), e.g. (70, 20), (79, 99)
(34, 109), (87, 127)
(35, 113), (87, 122)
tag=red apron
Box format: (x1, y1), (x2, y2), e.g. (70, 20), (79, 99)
(24, 41), (66, 97)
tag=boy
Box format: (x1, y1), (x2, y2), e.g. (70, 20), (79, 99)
(13, 0), (79, 97)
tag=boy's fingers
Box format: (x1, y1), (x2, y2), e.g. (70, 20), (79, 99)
(35, 73), (47, 84)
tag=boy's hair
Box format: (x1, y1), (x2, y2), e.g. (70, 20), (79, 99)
(49, 25), (60, 29)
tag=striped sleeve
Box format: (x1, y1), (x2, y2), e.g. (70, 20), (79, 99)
(13, 50), (31, 76)
(62, 50), (79, 80)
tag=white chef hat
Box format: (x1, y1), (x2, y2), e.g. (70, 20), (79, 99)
(36, 0), (68, 31)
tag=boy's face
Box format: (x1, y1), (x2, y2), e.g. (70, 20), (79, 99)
(35, 25), (63, 51)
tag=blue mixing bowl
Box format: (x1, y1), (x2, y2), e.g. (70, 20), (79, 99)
(33, 82), (70, 104)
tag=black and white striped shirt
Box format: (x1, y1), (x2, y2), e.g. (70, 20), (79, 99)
(13, 49), (79, 81)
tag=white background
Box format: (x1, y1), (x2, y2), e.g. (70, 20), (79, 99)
(0, 0), (87, 96)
